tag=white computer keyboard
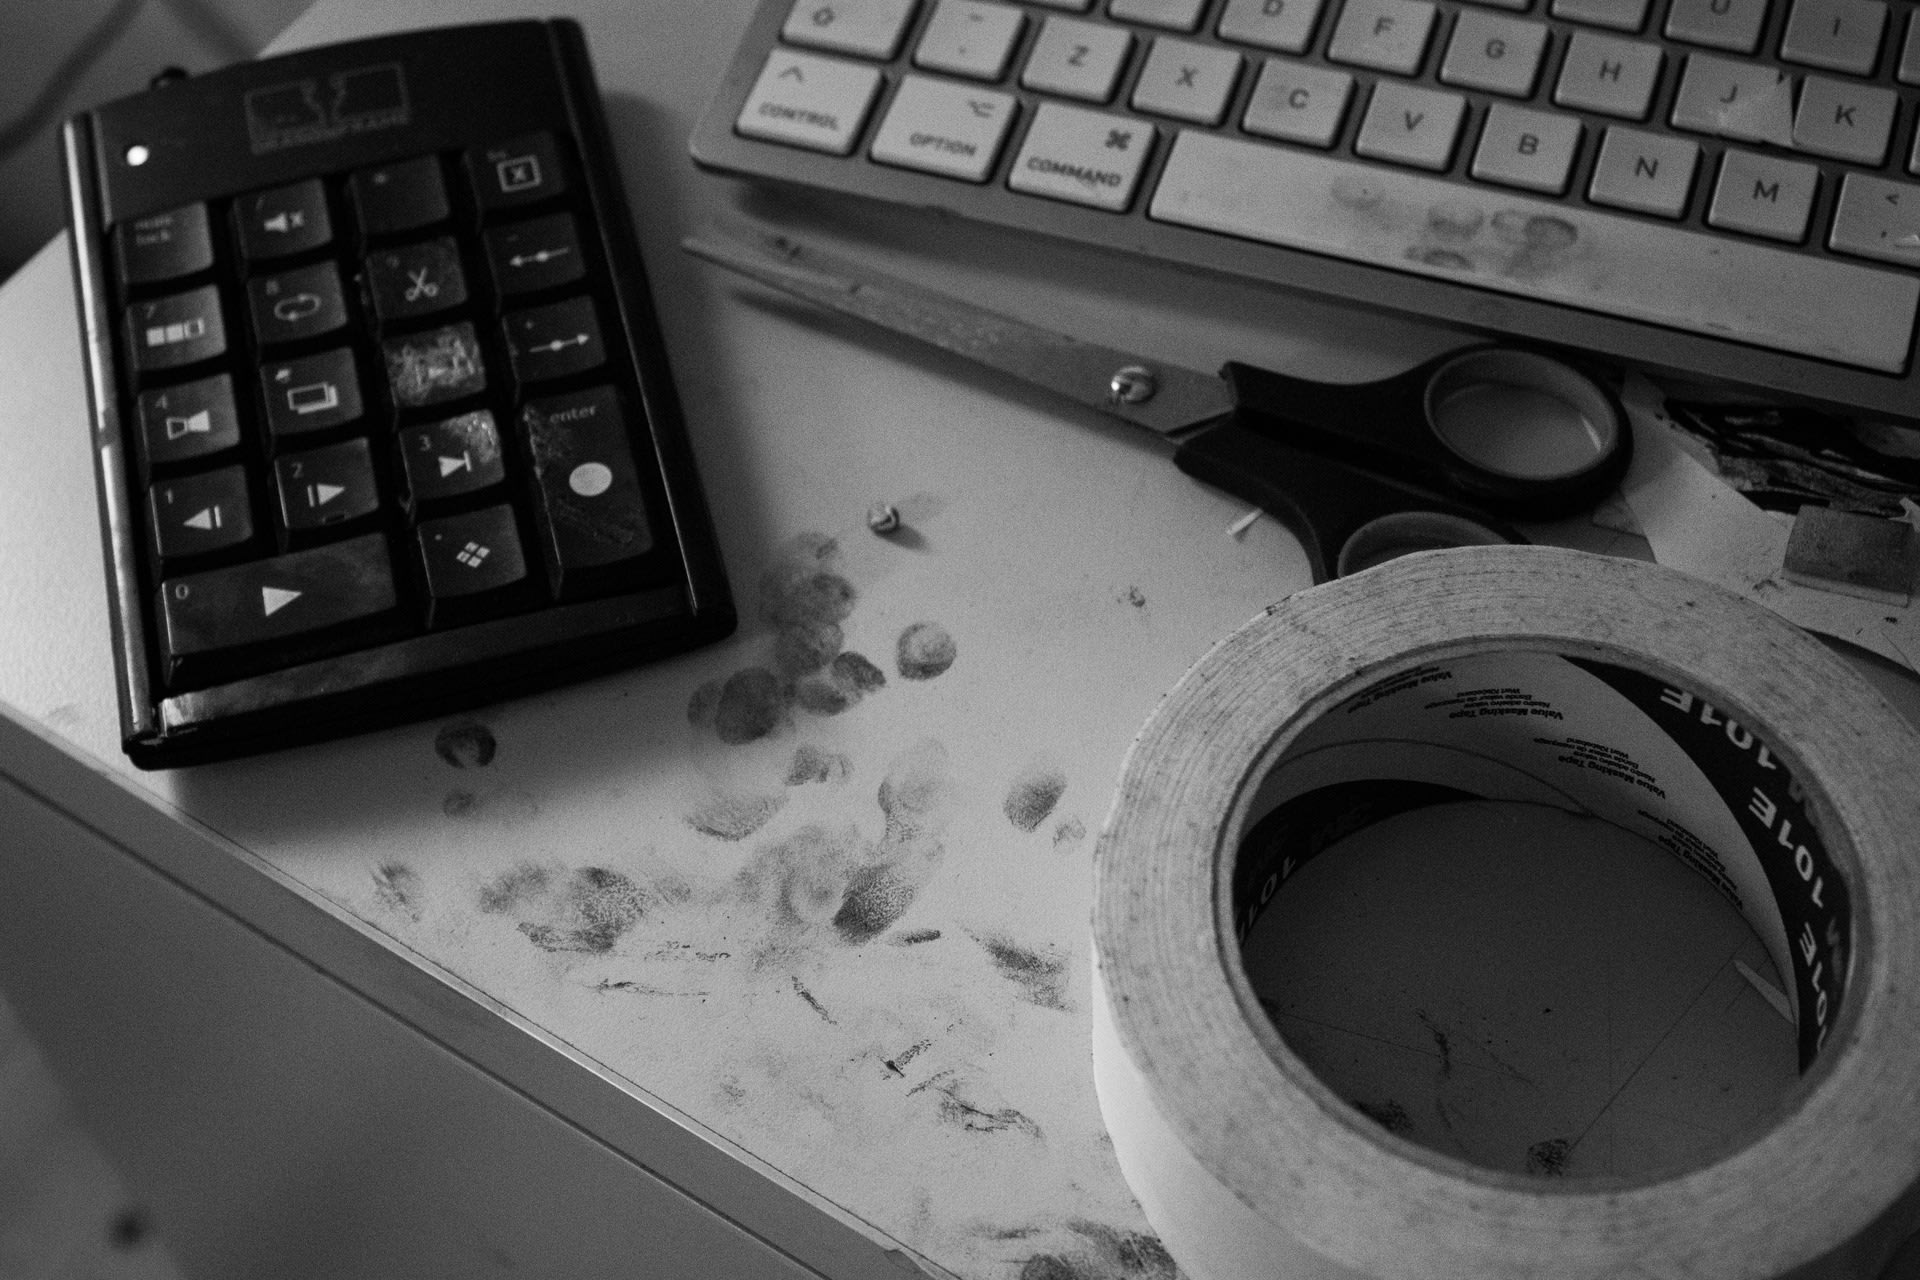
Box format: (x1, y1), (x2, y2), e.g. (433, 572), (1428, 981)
(691, 0), (1920, 421)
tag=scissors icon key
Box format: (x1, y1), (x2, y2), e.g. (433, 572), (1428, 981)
(686, 228), (1630, 583)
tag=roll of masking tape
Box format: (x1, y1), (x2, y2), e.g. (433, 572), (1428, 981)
(1091, 546), (1920, 1280)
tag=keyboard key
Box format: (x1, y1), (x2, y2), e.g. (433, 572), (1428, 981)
(248, 261), (350, 347)
(1554, 31), (1662, 117)
(400, 410), (508, 507)
(137, 374), (241, 474)
(871, 76), (1019, 180)
(417, 504), (530, 625)
(1328, 0), (1437, 73)
(385, 323), (488, 408)
(505, 297), (606, 384)
(915, 0), (1026, 79)
(1243, 57), (1354, 146)
(782, 0), (918, 58)
(275, 437), (381, 535)
(1218, 0), (1329, 52)
(1549, 0), (1650, 32)
(1022, 16), (1134, 100)
(1780, 0), (1887, 73)
(1792, 76), (1897, 163)
(236, 179), (332, 261)
(127, 285), (226, 374)
(1664, 0), (1767, 51)
(350, 156), (450, 236)
(1148, 130), (1917, 371)
(485, 213), (587, 295)
(1901, 12), (1920, 83)
(1109, 0), (1207, 30)
(1132, 38), (1243, 123)
(1007, 102), (1156, 210)
(1589, 125), (1699, 215)
(737, 48), (884, 154)
(1708, 149), (1819, 240)
(365, 238), (469, 322)
(1355, 82), (1466, 169)
(115, 205), (213, 286)
(1830, 172), (1920, 266)
(263, 348), (363, 436)
(520, 386), (656, 597)
(150, 465), (252, 562)
(159, 533), (397, 674)
(1472, 103), (1582, 192)
(1670, 54), (1794, 145)
(469, 132), (568, 211)
(1440, 11), (1550, 95)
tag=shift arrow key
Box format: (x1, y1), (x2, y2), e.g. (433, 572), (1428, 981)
(158, 533), (398, 688)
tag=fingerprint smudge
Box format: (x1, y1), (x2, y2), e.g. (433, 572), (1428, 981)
(786, 744), (851, 786)
(833, 864), (917, 944)
(713, 667), (789, 744)
(434, 721), (497, 768)
(479, 863), (552, 913)
(687, 792), (788, 841)
(372, 862), (422, 919)
(517, 867), (647, 953)
(1003, 761), (1068, 833)
(975, 933), (1069, 1010)
(896, 622), (956, 680)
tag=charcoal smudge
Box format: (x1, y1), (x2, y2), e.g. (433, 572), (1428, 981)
(1004, 761), (1068, 833)
(1019, 1224), (1179, 1279)
(892, 928), (943, 946)
(686, 679), (722, 726)
(1527, 1136), (1572, 1177)
(786, 743), (851, 785)
(896, 621), (956, 680)
(516, 866), (647, 953)
(714, 666), (790, 744)
(1354, 1098), (1414, 1135)
(372, 862), (422, 919)
(932, 1081), (1041, 1138)
(740, 824), (862, 930)
(832, 651), (886, 692)
(796, 650), (887, 717)
(443, 789), (478, 818)
(479, 863), (552, 913)
(976, 933), (1069, 1010)
(687, 792), (788, 841)
(794, 678), (851, 715)
(792, 975), (836, 1023)
(833, 864), (917, 943)
(1052, 816), (1087, 848)
(774, 620), (845, 675)
(434, 720), (496, 768)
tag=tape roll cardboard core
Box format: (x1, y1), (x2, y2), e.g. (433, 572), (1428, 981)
(1092, 547), (1920, 1280)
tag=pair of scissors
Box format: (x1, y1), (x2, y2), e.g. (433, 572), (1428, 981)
(682, 227), (1630, 584)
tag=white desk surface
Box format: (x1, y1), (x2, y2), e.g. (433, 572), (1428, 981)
(4, 3), (1914, 1278)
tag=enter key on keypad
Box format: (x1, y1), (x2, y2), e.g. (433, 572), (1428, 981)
(520, 385), (655, 599)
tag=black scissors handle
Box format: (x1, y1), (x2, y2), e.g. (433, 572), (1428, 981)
(1220, 345), (1633, 521)
(1174, 416), (1528, 584)
(1174, 345), (1630, 584)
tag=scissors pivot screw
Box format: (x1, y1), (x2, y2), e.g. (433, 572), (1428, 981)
(1108, 365), (1158, 406)
(867, 502), (903, 535)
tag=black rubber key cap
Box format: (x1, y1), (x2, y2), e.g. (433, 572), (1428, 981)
(485, 213), (585, 296)
(248, 261), (350, 346)
(150, 465), (253, 562)
(236, 178), (332, 261)
(365, 238), (468, 322)
(504, 295), (604, 385)
(521, 385), (653, 598)
(351, 156), (449, 236)
(115, 204), (213, 286)
(262, 348), (363, 437)
(400, 410), (506, 506)
(136, 373), (241, 475)
(417, 503), (529, 625)
(127, 286), (226, 373)
(275, 437), (381, 534)
(159, 532), (396, 676)
(468, 132), (567, 211)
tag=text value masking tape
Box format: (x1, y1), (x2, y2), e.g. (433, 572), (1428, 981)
(1091, 546), (1920, 1280)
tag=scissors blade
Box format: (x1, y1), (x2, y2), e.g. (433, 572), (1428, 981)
(682, 226), (1234, 438)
